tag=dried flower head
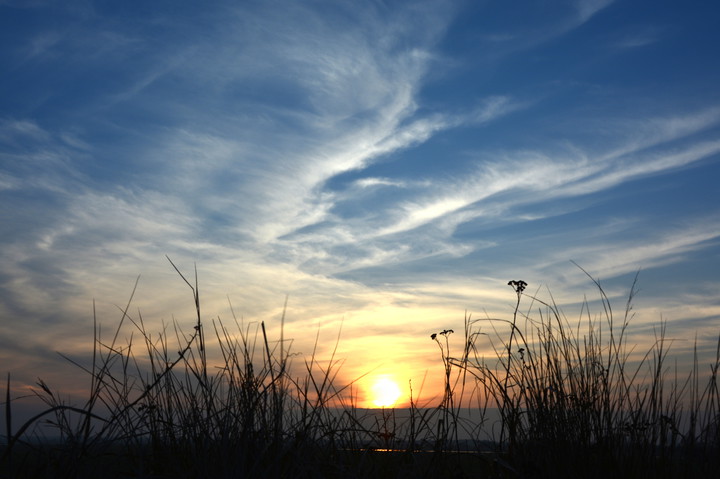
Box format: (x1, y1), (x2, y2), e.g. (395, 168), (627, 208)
(430, 329), (454, 340)
(508, 280), (528, 294)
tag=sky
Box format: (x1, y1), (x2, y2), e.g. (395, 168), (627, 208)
(1, 0), (720, 413)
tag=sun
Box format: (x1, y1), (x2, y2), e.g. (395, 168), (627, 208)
(370, 377), (402, 408)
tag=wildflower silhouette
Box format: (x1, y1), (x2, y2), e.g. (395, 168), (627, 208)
(430, 329), (454, 340)
(507, 280), (527, 294)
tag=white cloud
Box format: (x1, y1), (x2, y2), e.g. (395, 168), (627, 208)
(468, 96), (518, 124)
(542, 220), (720, 280)
(574, 0), (615, 24)
(264, 105), (720, 281)
(614, 29), (661, 49)
(2, 0), (720, 409)
(0, 118), (51, 143)
(354, 178), (407, 188)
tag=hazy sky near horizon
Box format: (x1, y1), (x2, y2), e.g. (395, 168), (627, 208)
(1, 0), (720, 408)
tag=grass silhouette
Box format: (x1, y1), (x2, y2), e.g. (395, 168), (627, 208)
(1, 262), (718, 478)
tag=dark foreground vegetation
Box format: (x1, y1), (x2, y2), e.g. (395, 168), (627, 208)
(2, 263), (719, 478)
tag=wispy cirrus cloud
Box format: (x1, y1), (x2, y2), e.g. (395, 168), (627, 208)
(269, 105), (720, 282)
(613, 27), (662, 49)
(574, 0), (615, 25)
(0, 0), (463, 337)
(1, 0), (719, 407)
(545, 220), (720, 280)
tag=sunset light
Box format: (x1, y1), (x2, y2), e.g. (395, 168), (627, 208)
(2, 0), (720, 476)
(370, 377), (403, 408)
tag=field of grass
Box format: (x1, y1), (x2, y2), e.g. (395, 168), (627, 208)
(2, 263), (719, 478)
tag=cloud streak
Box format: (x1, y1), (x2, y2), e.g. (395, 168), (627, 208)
(269, 106), (720, 280)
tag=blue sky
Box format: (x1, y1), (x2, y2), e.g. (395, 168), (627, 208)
(1, 0), (719, 407)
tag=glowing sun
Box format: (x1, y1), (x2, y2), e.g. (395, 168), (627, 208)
(371, 377), (402, 408)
